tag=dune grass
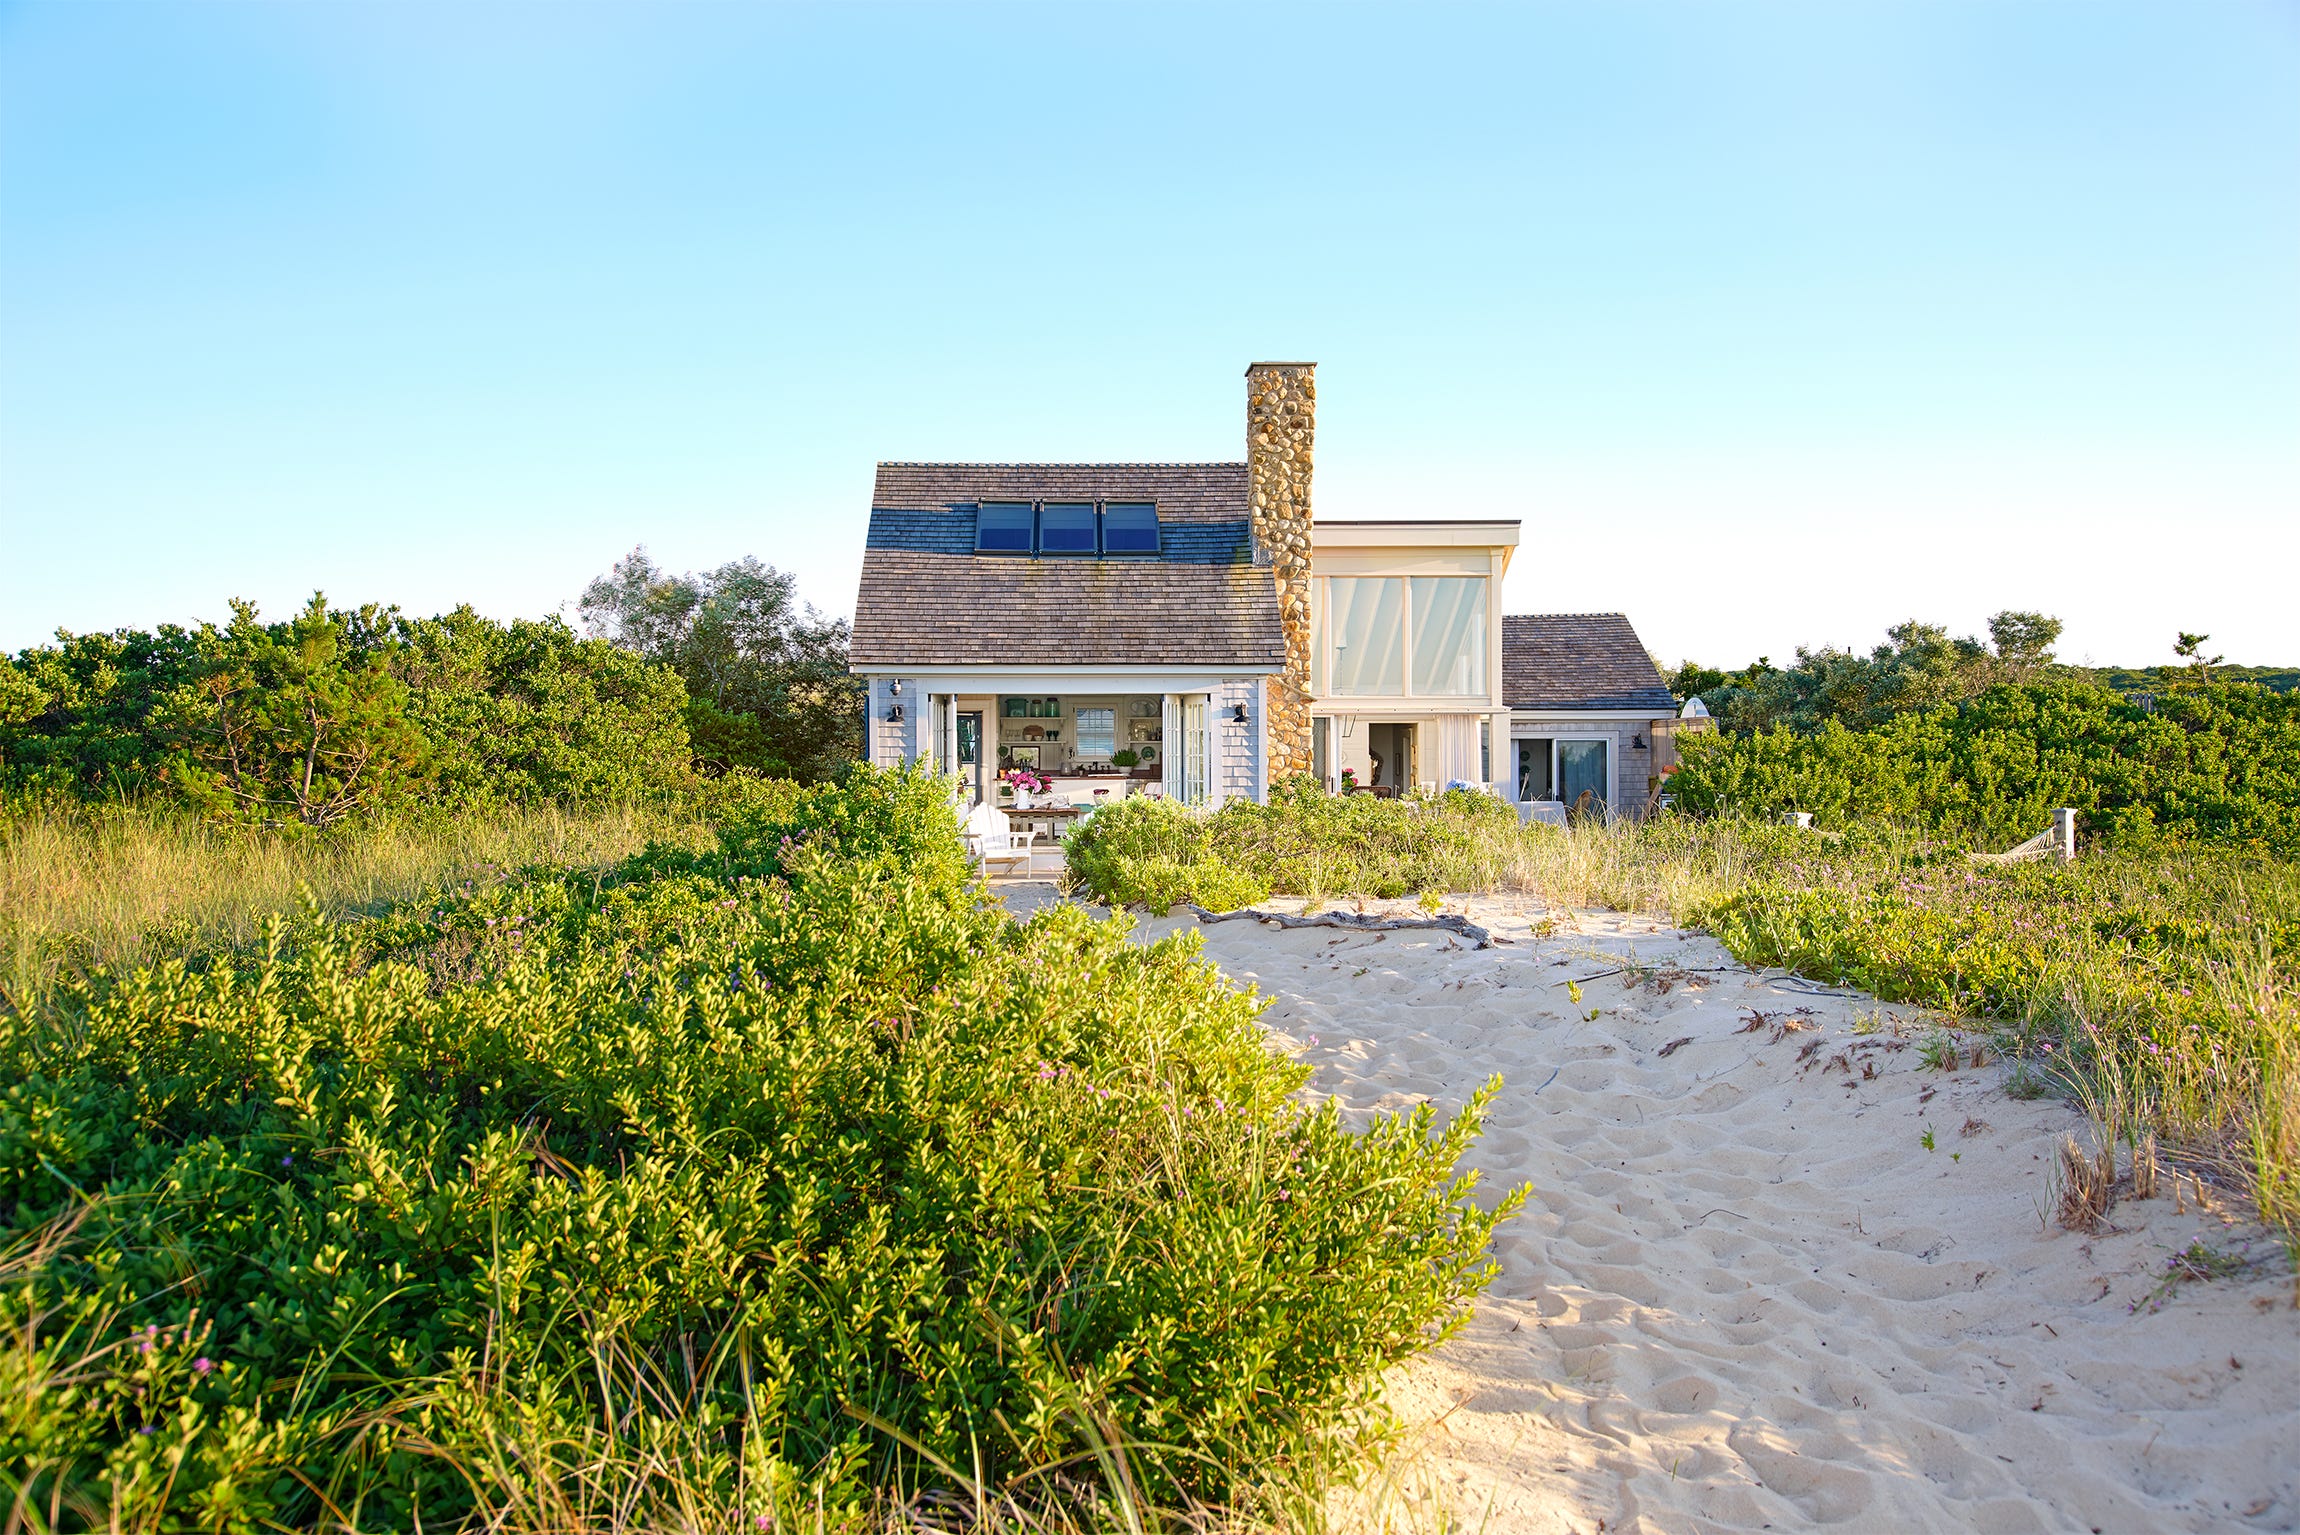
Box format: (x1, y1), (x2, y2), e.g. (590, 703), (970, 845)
(0, 796), (711, 994)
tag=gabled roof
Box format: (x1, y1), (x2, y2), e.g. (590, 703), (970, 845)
(1503, 613), (1675, 711)
(872, 463), (1248, 522)
(851, 463), (1284, 672)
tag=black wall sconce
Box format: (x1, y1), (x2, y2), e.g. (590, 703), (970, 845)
(1631, 733), (1647, 749)
(887, 704), (904, 723)
(1230, 704), (1249, 723)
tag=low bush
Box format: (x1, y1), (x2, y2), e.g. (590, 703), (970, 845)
(1064, 782), (1536, 912)
(1, 765), (1516, 1526)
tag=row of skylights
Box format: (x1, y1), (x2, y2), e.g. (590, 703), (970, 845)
(976, 502), (1160, 557)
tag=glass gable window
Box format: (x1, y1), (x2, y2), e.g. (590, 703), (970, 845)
(1409, 577), (1487, 695)
(1102, 502), (1160, 554)
(1325, 577), (1406, 696)
(1039, 503), (1097, 554)
(976, 502), (1033, 553)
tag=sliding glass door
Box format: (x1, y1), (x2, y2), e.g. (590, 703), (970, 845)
(1517, 738), (1610, 811)
(1557, 739), (1609, 811)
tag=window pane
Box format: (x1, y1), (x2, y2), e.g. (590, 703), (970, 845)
(1326, 577), (1404, 696)
(1103, 502), (1159, 553)
(977, 503), (1032, 552)
(1409, 577), (1486, 695)
(1040, 503), (1096, 553)
(1075, 707), (1115, 756)
(1558, 740), (1608, 810)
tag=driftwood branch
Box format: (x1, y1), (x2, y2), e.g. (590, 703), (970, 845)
(1175, 904), (1504, 949)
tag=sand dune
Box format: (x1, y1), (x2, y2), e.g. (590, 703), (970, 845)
(1124, 898), (2299, 1534)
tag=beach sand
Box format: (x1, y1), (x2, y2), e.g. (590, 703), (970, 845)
(1097, 893), (2299, 1533)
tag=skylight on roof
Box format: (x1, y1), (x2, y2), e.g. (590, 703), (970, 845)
(976, 502), (1032, 553)
(1103, 503), (1159, 554)
(1039, 503), (1097, 554)
(970, 500), (1163, 557)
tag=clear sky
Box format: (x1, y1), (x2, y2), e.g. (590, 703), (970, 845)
(3, 1), (2295, 669)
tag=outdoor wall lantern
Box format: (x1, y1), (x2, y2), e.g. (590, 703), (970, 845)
(1230, 704), (1249, 724)
(887, 704), (904, 723)
(889, 680), (903, 695)
(1631, 733), (1647, 749)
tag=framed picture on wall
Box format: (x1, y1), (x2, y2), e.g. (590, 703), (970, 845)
(1008, 745), (1040, 768)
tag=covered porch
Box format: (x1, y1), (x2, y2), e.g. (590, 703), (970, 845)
(866, 668), (1270, 815)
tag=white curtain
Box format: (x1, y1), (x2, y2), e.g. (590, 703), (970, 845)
(1326, 578), (1404, 696)
(1434, 714), (1482, 787)
(1409, 578), (1487, 696)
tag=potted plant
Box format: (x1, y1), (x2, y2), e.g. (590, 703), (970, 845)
(1110, 748), (1140, 771)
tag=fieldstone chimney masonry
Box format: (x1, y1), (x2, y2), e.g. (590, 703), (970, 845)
(1247, 361), (1316, 779)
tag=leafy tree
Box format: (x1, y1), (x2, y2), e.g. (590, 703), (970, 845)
(1677, 611), (2068, 734)
(3, 598), (694, 818)
(2172, 631), (2225, 686)
(1987, 610), (2062, 678)
(392, 607), (693, 805)
(0, 660), (43, 729)
(153, 594), (429, 828)
(579, 548), (861, 780)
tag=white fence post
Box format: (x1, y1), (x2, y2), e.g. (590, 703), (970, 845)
(2054, 808), (2078, 862)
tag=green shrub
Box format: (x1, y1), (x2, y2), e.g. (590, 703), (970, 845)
(1669, 679), (2300, 854)
(2, 598), (695, 820)
(1064, 784), (1532, 911)
(1, 772), (1515, 1525)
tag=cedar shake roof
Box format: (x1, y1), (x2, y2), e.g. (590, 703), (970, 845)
(872, 463), (1248, 522)
(851, 463), (1284, 671)
(1503, 613), (1677, 711)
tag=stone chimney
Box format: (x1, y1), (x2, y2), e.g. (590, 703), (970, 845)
(1247, 362), (1316, 780)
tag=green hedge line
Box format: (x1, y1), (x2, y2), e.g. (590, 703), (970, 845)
(1669, 680), (2300, 853)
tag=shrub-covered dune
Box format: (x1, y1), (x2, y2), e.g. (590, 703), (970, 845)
(1, 769), (1514, 1528)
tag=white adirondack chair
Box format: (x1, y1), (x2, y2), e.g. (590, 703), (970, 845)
(960, 800), (1040, 877)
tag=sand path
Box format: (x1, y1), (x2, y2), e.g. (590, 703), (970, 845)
(1111, 897), (2299, 1534)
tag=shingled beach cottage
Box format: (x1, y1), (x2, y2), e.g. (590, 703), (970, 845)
(851, 364), (1694, 817)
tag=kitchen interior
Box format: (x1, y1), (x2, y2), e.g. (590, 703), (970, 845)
(996, 694), (1164, 803)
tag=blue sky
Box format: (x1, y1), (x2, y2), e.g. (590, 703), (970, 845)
(3, 1), (2295, 668)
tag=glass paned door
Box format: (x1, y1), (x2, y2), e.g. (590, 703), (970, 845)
(1558, 740), (1608, 813)
(957, 712), (984, 808)
(1181, 695), (1210, 805)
